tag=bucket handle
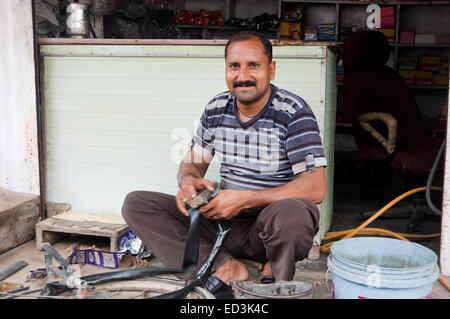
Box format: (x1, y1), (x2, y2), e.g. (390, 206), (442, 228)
(325, 267), (333, 293)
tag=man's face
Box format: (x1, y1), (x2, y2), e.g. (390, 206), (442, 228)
(225, 39), (276, 106)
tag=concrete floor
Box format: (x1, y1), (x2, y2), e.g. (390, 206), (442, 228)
(0, 237), (448, 299)
(0, 151), (449, 299)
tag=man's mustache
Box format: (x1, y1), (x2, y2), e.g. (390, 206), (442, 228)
(233, 81), (256, 88)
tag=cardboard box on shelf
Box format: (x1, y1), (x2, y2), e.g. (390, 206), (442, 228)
(398, 56), (418, 70)
(380, 6), (395, 28)
(419, 56), (441, 72)
(415, 71), (434, 86)
(433, 74), (449, 87)
(380, 16), (395, 28)
(398, 70), (416, 85)
(435, 34), (450, 44)
(400, 31), (415, 44)
(304, 26), (317, 41)
(415, 34), (436, 44)
(380, 6), (395, 17)
(304, 33), (317, 41)
(280, 21), (303, 40)
(441, 61), (449, 75)
(378, 28), (395, 43)
(317, 24), (336, 41)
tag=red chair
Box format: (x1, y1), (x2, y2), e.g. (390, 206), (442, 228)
(342, 30), (443, 231)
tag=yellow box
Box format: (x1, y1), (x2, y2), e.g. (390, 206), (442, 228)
(398, 70), (415, 85)
(416, 70), (434, 79)
(377, 28), (395, 42)
(434, 74), (449, 86)
(415, 70), (434, 86)
(419, 56), (441, 72)
(441, 61), (449, 75)
(378, 28), (395, 37)
(280, 21), (303, 40)
(420, 56), (441, 64)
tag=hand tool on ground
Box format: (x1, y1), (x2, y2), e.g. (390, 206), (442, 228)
(40, 182), (231, 299)
(0, 260), (28, 281)
(0, 261), (29, 298)
(42, 242), (73, 283)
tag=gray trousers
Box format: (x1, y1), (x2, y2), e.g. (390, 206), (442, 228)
(121, 191), (320, 282)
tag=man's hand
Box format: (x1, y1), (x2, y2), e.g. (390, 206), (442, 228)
(175, 177), (216, 216)
(199, 189), (248, 220)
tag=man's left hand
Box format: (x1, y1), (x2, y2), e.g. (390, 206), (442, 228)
(199, 189), (248, 220)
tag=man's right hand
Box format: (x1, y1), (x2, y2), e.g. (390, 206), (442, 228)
(175, 176), (216, 216)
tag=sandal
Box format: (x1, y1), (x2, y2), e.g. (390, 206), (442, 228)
(204, 274), (235, 299)
(260, 275), (275, 284)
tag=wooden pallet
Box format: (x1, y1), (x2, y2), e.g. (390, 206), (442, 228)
(35, 211), (129, 252)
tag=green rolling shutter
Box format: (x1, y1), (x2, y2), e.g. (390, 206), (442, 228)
(41, 44), (335, 238)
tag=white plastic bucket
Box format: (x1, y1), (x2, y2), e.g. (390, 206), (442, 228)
(327, 237), (439, 299)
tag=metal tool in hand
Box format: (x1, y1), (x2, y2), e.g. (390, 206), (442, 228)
(41, 181), (231, 299)
(155, 182), (231, 299)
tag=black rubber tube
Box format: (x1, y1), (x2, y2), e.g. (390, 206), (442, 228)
(41, 206), (202, 297)
(40, 202), (231, 299)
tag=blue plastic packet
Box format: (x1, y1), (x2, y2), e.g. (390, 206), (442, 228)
(118, 230), (152, 259)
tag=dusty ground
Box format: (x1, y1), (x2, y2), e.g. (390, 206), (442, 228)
(0, 235), (448, 299)
(0, 151), (449, 299)
(0, 235), (217, 299)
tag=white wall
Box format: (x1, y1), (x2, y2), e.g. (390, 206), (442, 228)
(441, 67), (450, 277)
(0, 0), (40, 194)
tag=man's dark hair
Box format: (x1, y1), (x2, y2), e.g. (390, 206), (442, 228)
(225, 31), (273, 63)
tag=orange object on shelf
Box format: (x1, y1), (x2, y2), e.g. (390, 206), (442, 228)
(173, 9), (224, 27)
(280, 21), (302, 40)
(378, 28), (395, 43)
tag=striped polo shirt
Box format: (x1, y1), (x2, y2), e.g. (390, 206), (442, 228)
(189, 85), (327, 190)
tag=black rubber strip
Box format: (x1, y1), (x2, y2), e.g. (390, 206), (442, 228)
(40, 205), (230, 299)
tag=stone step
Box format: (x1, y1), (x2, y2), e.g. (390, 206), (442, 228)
(0, 187), (40, 255)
